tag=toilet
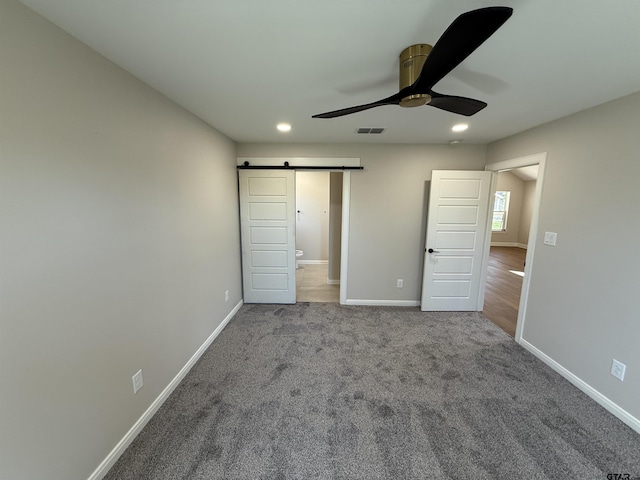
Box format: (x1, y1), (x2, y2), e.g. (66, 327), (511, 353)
(295, 249), (303, 269)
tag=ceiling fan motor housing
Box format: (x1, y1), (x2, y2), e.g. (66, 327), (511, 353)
(399, 44), (432, 107)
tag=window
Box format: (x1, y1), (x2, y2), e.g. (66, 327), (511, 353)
(492, 191), (510, 231)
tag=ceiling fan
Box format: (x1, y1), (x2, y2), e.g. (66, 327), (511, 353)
(312, 6), (513, 119)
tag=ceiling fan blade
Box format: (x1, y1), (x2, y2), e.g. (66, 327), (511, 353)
(312, 92), (402, 118)
(414, 6), (513, 92)
(428, 92), (487, 116)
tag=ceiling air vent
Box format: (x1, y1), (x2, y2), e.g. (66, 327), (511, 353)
(356, 128), (385, 134)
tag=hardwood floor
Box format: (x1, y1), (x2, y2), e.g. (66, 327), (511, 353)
(482, 246), (527, 337)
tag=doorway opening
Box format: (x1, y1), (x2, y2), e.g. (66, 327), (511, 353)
(295, 171), (342, 303)
(482, 166), (537, 336)
(484, 153), (547, 342)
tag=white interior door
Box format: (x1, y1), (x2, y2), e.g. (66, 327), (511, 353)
(421, 170), (493, 311)
(239, 170), (296, 304)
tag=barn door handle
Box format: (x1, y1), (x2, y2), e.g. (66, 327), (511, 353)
(428, 248), (440, 253)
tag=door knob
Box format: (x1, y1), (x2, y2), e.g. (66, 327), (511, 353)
(428, 248), (440, 253)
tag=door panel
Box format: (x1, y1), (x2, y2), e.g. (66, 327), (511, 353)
(431, 280), (471, 297)
(252, 273), (289, 290)
(239, 170), (295, 304)
(433, 256), (474, 274)
(438, 205), (479, 224)
(439, 178), (482, 197)
(248, 176), (288, 195)
(421, 170), (493, 311)
(250, 226), (287, 244)
(251, 250), (288, 267)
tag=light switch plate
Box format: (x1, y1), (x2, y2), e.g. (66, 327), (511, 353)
(544, 231), (558, 246)
(611, 359), (626, 381)
(132, 369), (144, 394)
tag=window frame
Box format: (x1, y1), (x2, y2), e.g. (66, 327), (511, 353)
(492, 190), (510, 232)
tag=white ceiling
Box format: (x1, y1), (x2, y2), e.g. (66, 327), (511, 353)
(19, 0), (640, 145)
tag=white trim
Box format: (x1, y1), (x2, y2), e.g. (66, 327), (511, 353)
(520, 340), (640, 434)
(327, 279), (340, 285)
(87, 300), (243, 480)
(485, 152), (546, 172)
(485, 152), (547, 343)
(339, 172), (351, 305)
(477, 171), (497, 311)
(298, 260), (328, 265)
(345, 299), (421, 307)
(491, 241), (518, 247)
(490, 242), (527, 249)
(237, 157), (361, 168)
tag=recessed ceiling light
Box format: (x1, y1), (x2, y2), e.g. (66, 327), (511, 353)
(276, 123), (291, 133)
(451, 123), (468, 132)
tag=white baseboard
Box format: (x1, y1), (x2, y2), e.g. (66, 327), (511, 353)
(88, 300), (244, 480)
(327, 278), (340, 285)
(490, 242), (527, 249)
(520, 339), (640, 434)
(298, 260), (328, 265)
(344, 299), (420, 307)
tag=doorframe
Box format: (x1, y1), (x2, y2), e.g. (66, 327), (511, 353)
(339, 171), (350, 305)
(484, 152), (547, 343)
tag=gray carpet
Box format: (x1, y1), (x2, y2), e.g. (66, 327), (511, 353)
(105, 303), (640, 479)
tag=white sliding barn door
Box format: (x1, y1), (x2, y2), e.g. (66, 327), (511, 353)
(239, 170), (296, 304)
(421, 170), (493, 311)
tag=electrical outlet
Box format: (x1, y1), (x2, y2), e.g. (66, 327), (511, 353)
(132, 369), (144, 394)
(224, 290), (229, 302)
(611, 359), (626, 381)
(397, 279), (404, 288)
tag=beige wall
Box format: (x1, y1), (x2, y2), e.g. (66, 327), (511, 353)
(490, 171), (524, 245)
(237, 143), (487, 303)
(0, 1), (242, 479)
(486, 91), (640, 424)
(518, 180), (536, 245)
